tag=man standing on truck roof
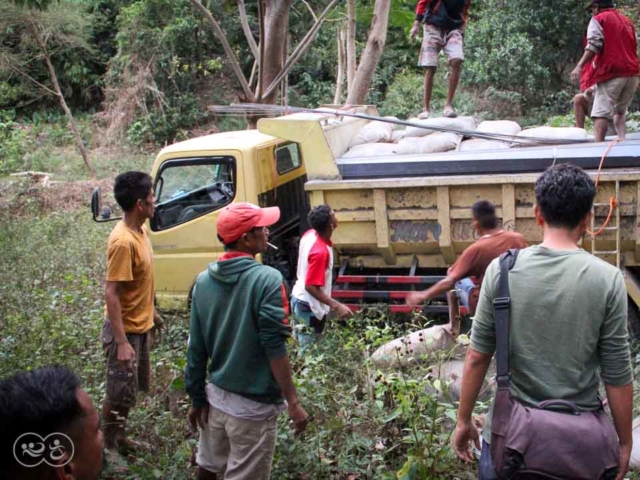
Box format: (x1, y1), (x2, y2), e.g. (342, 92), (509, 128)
(410, 0), (471, 119)
(186, 202), (308, 480)
(453, 164), (633, 479)
(571, 0), (639, 142)
(406, 201), (527, 316)
(102, 171), (164, 455)
(291, 205), (353, 349)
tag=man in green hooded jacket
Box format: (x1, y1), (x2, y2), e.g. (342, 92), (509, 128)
(186, 202), (308, 480)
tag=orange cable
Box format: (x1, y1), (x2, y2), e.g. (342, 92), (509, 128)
(587, 138), (620, 236)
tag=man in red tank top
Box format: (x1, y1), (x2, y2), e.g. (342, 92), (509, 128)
(571, 0), (639, 142)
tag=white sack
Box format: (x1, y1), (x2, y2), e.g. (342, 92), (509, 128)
(393, 132), (460, 155)
(349, 116), (398, 147)
(404, 116), (477, 138)
(517, 126), (588, 141)
(391, 130), (408, 143)
(371, 325), (463, 368)
(476, 120), (521, 136)
(425, 360), (495, 403)
(459, 139), (511, 152)
(342, 143), (398, 158)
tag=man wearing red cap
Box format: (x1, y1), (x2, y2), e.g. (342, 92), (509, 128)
(185, 203), (308, 480)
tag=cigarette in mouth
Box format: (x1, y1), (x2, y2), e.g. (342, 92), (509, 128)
(267, 242), (279, 250)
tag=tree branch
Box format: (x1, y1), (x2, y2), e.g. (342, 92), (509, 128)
(301, 0), (317, 22)
(8, 64), (58, 96)
(236, 0), (259, 60)
(29, 21), (95, 177)
(188, 0), (255, 101)
(262, 0), (341, 99)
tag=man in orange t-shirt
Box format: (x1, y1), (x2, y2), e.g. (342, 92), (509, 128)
(407, 200), (527, 315)
(102, 171), (163, 454)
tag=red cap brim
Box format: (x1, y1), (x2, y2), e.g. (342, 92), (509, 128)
(255, 206), (280, 227)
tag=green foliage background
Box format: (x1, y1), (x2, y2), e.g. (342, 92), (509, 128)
(1, 0), (638, 149)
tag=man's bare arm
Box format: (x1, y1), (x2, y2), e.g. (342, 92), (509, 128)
(605, 382), (633, 480)
(270, 355), (309, 433)
(457, 348), (493, 422)
(453, 347), (493, 462)
(406, 276), (456, 304)
(306, 285), (352, 318)
(105, 281), (135, 364)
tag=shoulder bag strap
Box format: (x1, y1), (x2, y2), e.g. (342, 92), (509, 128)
(493, 248), (520, 388)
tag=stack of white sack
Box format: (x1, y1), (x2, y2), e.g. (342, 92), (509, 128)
(342, 143), (398, 158)
(403, 116), (477, 138)
(349, 117), (399, 147)
(517, 126), (588, 141)
(393, 132), (461, 155)
(458, 120), (520, 152)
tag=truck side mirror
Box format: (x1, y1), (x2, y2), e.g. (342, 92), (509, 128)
(91, 187), (120, 223)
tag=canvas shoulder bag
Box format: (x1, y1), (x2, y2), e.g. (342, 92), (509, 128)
(490, 249), (620, 480)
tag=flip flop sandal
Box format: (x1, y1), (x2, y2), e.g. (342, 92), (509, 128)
(417, 110), (431, 120)
(443, 106), (458, 118)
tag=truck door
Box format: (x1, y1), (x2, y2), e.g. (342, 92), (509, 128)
(149, 155), (239, 309)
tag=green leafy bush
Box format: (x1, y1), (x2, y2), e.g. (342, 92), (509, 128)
(0, 111), (30, 175)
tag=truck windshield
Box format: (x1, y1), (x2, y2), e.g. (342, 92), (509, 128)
(151, 156), (235, 231)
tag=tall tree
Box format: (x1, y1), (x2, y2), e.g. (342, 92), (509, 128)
(189, 0), (341, 111)
(0, 1), (95, 176)
(346, 0), (391, 105)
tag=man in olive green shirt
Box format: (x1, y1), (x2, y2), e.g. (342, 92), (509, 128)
(453, 164), (633, 480)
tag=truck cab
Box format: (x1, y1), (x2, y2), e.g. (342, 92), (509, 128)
(133, 129), (308, 309)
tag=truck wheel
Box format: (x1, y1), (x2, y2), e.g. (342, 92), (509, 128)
(628, 301), (640, 342)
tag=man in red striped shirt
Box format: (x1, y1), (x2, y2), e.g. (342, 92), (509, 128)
(291, 205), (352, 348)
(409, 0), (472, 119)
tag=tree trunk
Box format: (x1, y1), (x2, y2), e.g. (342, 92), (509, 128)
(345, 0), (391, 105)
(30, 23), (95, 177)
(346, 0), (357, 94)
(261, 0), (341, 100)
(260, 0), (293, 104)
(334, 25), (345, 105)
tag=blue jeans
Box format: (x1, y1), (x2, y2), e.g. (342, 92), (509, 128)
(291, 297), (320, 351)
(455, 277), (476, 310)
(479, 440), (497, 480)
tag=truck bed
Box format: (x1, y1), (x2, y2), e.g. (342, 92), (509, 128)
(336, 135), (640, 179)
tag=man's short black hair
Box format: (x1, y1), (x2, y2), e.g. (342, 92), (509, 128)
(535, 164), (595, 229)
(114, 171), (153, 212)
(0, 366), (84, 477)
(308, 205), (333, 234)
(472, 200), (498, 230)
(587, 0), (614, 10)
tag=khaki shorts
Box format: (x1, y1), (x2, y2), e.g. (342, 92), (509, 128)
(418, 23), (464, 68)
(197, 406), (278, 480)
(102, 319), (150, 408)
(591, 76), (639, 120)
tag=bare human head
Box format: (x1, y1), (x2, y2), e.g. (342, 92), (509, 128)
(0, 366), (104, 480)
(114, 171), (154, 219)
(472, 200), (498, 235)
(534, 164), (595, 234)
(308, 205), (337, 240)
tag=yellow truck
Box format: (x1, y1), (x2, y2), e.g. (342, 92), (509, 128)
(91, 106), (640, 332)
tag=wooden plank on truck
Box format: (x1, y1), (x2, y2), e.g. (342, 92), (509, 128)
(373, 189), (395, 264)
(437, 186), (456, 264)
